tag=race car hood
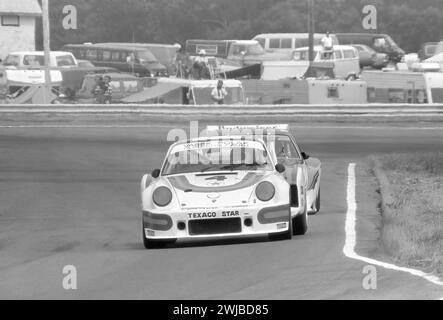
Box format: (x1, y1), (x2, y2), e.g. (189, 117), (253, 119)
(166, 171), (267, 209)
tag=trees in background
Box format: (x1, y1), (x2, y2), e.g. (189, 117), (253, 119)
(37, 0), (443, 53)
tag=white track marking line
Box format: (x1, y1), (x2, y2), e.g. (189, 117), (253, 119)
(344, 163), (443, 295)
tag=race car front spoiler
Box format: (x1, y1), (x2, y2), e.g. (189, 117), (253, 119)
(143, 204), (291, 239)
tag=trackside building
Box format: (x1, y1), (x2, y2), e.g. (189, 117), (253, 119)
(0, 0), (42, 60)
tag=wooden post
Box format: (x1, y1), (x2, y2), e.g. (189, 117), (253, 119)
(42, 0), (51, 104)
(308, 0), (314, 64)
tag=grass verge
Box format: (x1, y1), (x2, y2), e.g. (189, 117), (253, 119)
(372, 153), (443, 276)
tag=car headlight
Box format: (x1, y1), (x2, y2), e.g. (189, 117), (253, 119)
(153, 187), (172, 207)
(256, 182), (275, 202)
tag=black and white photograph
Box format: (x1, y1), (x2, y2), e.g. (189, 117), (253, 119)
(0, 0), (442, 306)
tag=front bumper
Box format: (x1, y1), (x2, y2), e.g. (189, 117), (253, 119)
(143, 204), (291, 240)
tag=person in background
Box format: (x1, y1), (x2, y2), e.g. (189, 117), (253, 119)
(193, 50), (208, 79)
(321, 32), (334, 59)
(103, 75), (113, 104)
(92, 75), (105, 104)
(211, 80), (228, 105)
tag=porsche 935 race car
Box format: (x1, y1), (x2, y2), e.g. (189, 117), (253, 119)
(140, 125), (321, 249)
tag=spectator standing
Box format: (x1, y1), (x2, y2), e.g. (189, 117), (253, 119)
(211, 80), (228, 105)
(321, 32), (334, 59)
(92, 75), (105, 104)
(103, 75), (113, 104)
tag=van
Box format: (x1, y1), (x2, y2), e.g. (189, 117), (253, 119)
(2, 51), (78, 69)
(98, 43), (181, 75)
(252, 33), (339, 54)
(63, 44), (167, 77)
(336, 33), (405, 62)
(287, 45), (360, 79)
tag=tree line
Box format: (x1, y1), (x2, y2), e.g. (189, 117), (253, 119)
(36, 0), (443, 53)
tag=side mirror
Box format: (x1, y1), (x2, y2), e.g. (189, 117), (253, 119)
(301, 152), (310, 160)
(152, 169), (161, 179)
(275, 163), (286, 173)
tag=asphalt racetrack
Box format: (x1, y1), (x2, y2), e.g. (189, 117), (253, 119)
(0, 121), (442, 299)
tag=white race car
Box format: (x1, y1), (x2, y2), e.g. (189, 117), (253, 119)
(140, 125), (321, 249)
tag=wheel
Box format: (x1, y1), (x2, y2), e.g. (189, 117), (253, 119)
(142, 227), (176, 249)
(315, 188), (321, 213)
(292, 208), (308, 236)
(269, 212), (293, 241)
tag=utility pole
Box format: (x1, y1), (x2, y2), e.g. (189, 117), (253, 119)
(42, 0), (51, 104)
(308, 0), (314, 64)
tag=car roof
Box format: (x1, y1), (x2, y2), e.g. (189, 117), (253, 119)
(295, 45), (357, 51)
(254, 33), (329, 38)
(84, 72), (139, 80)
(8, 51), (74, 56)
(64, 43), (150, 52)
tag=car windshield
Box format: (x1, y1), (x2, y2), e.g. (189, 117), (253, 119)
(231, 43), (265, 56)
(3, 55), (20, 66)
(23, 55), (44, 67)
(293, 50), (319, 61)
(162, 140), (273, 176)
(138, 51), (157, 63)
(56, 55), (76, 67)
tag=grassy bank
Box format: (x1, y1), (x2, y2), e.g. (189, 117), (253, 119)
(373, 153), (443, 276)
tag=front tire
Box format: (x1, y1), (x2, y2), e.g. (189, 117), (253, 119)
(142, 228), (176, 249)
(293, 208), (308, 236)
(269, 212), (293, 241)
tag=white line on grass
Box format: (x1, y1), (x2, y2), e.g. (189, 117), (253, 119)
(344, 163), (443, 296)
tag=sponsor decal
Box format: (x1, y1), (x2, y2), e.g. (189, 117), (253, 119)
(187, 211), (241, 220)
(171, 140), (265, 153)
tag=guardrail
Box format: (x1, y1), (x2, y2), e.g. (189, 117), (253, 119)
(1, 104), (443, 115)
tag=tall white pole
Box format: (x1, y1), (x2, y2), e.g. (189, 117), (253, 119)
(42, 0), (51, 104)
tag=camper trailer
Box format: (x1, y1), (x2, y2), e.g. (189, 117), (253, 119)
(360, 70), (443, 104)
(241, 78), (367, 104)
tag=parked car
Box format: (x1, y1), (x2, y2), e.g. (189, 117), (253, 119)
(2, 51), (78, 69)
(60, 65), (119, 100)
(336, 33), (405, 62)
(351, 44), (389, 69)
(99, 43), (181, 75)
(76, 72), (144, 102)
(252, 33), (339, 54)
(289, 45), (360, 79)
(63, 43), (167, 77)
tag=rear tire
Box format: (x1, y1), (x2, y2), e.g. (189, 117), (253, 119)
(310, 187), (321, 215)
